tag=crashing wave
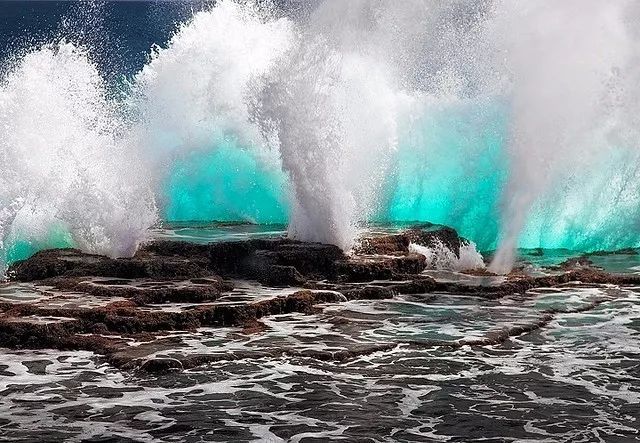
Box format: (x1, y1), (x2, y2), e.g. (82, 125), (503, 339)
(3, 0), (640, 275)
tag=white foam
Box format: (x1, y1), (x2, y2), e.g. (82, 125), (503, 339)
(410, 240), (485, 272)
(0, 42), (157, 274)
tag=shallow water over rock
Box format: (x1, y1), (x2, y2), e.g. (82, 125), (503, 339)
(1, 226), (639, 442)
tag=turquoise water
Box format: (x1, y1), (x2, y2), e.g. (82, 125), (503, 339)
(163, 139), (289, 224)
(379, 100), (507, 251)
(4, 223), (74, 265)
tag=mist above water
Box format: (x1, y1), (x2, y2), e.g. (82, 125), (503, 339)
(2, 0), (640, 275)
(487, 0), (640, 273)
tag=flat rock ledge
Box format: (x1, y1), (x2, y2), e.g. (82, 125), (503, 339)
(2, 227), (638, 372)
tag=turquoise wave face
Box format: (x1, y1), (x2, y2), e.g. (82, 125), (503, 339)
(162, 139), (289, 224)
(4, 223), (74, 265)
(517, 143), (640, 253)
(5, 102), (640, 267)
(378, 100), (508, 252)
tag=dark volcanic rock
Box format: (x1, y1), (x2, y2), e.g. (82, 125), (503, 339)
(139, 357), (184, 373)
(10, 248), (210, 282)
(341, 285), (394, 300)
(207, 239), (345, 283)
(0, 316), (81, 349)
(335, 254), (427, 282)
(10, 249), (105, 281)
(54, 277), (232, 305)
(5, 226), (640, 371)
(255, 265), (306, 287)
(354, 234), (410, 255)
(353, 226), (466, 257)
(405, 226), (465, 257)
(145, 237), (345, 285)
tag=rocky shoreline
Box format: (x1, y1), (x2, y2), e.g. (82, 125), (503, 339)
(1, 226), (637, 373)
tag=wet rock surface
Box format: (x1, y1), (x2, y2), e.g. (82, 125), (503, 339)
(1, 227), (640, 442)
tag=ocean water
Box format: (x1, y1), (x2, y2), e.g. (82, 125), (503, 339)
(1, 4), (640, 442)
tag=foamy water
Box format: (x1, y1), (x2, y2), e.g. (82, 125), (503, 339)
(1, 282), (638, 441)
(410, 240), (485, 272)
